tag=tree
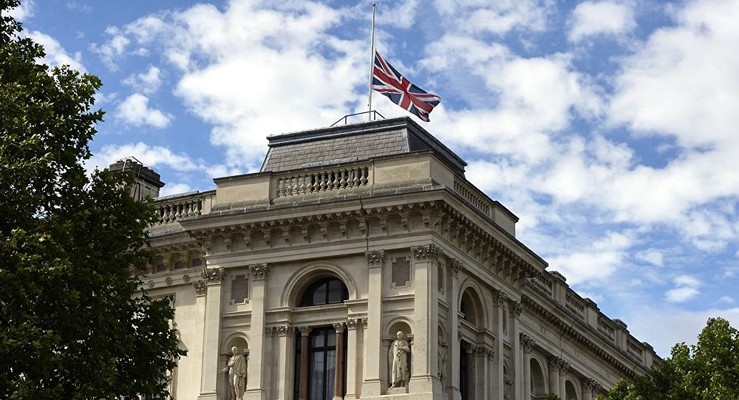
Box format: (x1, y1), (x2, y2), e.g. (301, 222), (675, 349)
(600, 317), (739, 400)
(0, 1), (184, 398)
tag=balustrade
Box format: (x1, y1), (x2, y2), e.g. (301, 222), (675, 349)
(454, 178), (491, 215)
(276, 165), (369, 197)
(597, 318), (616, 342)
(154, 193), (211, 225)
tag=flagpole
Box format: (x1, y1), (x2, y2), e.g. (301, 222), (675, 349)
(367, 2), (376, 121)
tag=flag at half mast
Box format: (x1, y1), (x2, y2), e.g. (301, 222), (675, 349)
(371, 51), (441, 122)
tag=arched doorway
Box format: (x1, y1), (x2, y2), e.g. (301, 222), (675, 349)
(530, 358), (546, 399)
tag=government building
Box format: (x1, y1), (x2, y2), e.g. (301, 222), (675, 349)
(136, 117), (657, 400)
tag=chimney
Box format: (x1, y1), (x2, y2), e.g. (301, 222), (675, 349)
(108, 158), (165, 200)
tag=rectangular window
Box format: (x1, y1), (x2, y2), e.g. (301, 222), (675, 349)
(155, 257), (167, 273)
(391, 258), (411, 287)
(231, 275), (249, 304)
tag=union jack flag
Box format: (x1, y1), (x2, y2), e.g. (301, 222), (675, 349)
(372, 51), (441, 122)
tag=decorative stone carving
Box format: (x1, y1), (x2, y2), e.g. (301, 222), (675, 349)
(585, 378), (603, 394)
(389, 331), (411, 389)
(192, 280), (207, 296)
(276, 325), (293, 337)
(201, 267), (226, 282)
(448, 258), (462, 277)
(165, 276), (173, 286)
(220, 346), (247, 400)
(333, 322), (346, 333)
(183, 274), (190, 283)
(365, 250), (385, 267)
(249, 263), (269, 280)
(548, 356), (570, 372)
(520, 333), (536, 353)
(410, 244), (439, 261)
(511, 301), (523, 317)
(496, 291), (509, 307)
(346, 318), (365, 330)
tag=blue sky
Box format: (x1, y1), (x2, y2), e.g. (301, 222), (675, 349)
(10, 0), (739, 356)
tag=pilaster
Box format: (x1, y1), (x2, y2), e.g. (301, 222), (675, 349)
(245, 263), (269, 400)
(362, 250), (385, 396)
(198, 267), (225, 400)
(409, 244), (441, 395)
(275, 325), (294, 400)
(346, 318), (365, 399)
(448, 258), (461, 400)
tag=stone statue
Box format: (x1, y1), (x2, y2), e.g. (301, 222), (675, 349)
(389, 331), (411, 388)
(220, 346), (247, 400)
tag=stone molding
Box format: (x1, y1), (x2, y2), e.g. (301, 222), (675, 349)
(411, 244), (439, 261)
(249, 263), (269, 280)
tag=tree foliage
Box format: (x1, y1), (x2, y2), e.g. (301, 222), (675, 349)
(600, 317), (739, 400)
(0, 1), (184, 398)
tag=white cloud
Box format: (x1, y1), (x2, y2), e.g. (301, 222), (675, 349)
(96, 1), (367, 170)
(123, 66), (162, 94)
(568, 1), (636, 42)
(116, 94), (172, 129)
(8, 0), (34, 21)
(434, 0), (554, 35)
(26, 31), (86, 72)
(87, 142), (198, 174)
(547, 231), (634, 285)
(665, 274), (701, 303)
(625, 306), (739, 356)
(636, 249), (664, 267)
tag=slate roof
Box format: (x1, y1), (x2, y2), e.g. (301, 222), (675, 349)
(260, 117), (467, 175)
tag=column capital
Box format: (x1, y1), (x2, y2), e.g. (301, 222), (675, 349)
(584, 378), (603, 394)
(346, 317), (366, 330)
(520, 333), (536, 353)
(201, 267), (225, 283)
(448, 258), (462, 277)
(333, 322), (346, 333)
(411, 244), (439, 261)
(249, 263), (269, 280)
(548, 356), (569, 372)
(365, 250), (385, 267)
(510, 301), (523, 317)
(297, 326), (312, 336)
(192, 280), (207, 296)
(276, 325), (293, 337)
(495, 291), (509, 307)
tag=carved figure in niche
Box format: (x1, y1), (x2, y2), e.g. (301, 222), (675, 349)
(220, 346), (247, 400)
(389, 331), (411, 388)
(438, 343), (447, 384)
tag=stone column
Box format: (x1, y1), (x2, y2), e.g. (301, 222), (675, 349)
(275, 326), (294, 400)
(548, 357), (561, 397)
(494, 291), (507, 400)
(245, 264), (269, 400)
(198, 267), (225, 400)
(520, 333), (536, 400)
(409, 244), (441, 395)
(583, 378), (602, 400)
(333, 322), (346, 400)
(362, 250), (384, 396)
(298, 327), (311, 400)
(558, 359), (570, 399)
(448, 259), (461, 400)
(475, 346), (491, 399)
(345, 318), (364, 399)
(512, 301), (523, 400)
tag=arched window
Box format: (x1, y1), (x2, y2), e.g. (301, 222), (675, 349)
(299, 277), (348, 307)
(530, 358), (547, 398)
(565, 380), (579, 400)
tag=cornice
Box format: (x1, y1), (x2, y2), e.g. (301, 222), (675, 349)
(521, 294), (646, 379)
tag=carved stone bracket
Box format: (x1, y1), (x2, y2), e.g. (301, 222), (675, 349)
(192, 280), (207, 297)
(201, 267), (225, 283)
(411, 244), (439, 261)
(520, 333), (536, 353)
(249, 263), (269, 280)
(365, 250), (385, 267)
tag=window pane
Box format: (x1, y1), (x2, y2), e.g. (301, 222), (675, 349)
(231, 275), (248, 303)
(311, 351), (325, 400)
(326, 349), (336, 400)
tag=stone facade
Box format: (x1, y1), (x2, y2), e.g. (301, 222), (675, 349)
(145, 117), (657, 400)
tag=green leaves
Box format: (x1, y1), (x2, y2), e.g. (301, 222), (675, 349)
(0, 2), (184, 399)
(600, 318), (739, 400)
